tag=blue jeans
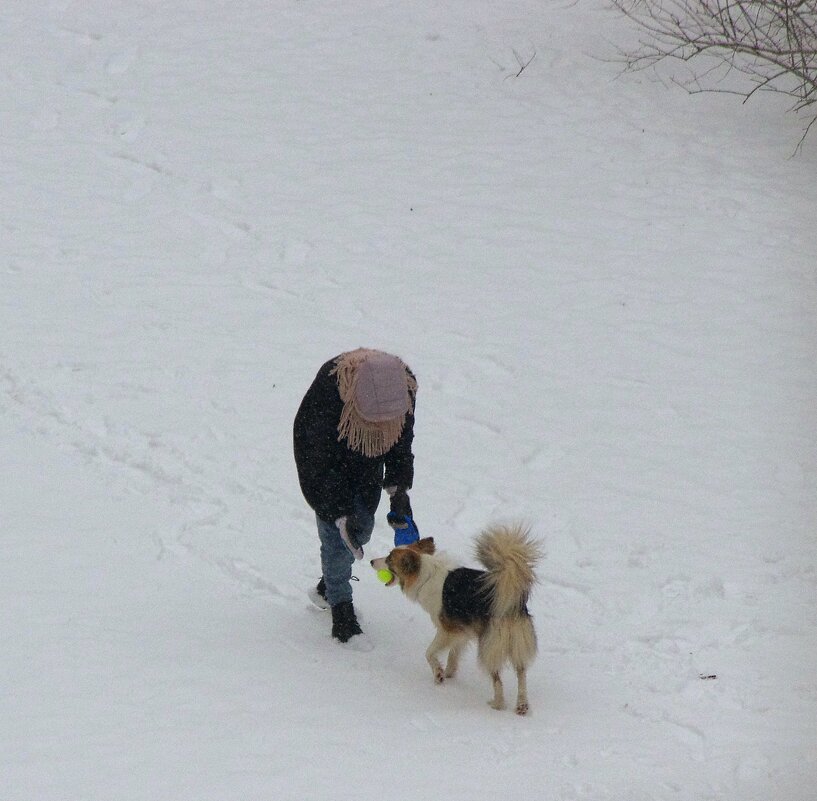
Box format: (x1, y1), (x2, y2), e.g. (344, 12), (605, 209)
(316, 497), (375, 607)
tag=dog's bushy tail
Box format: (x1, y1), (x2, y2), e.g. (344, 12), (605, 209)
(475, 522), (541, 617)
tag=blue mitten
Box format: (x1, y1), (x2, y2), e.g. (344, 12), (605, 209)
(387, 513), (420, 546)
(386, 487), (419, 546)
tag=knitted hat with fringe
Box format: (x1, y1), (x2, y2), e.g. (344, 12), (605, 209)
(331, 348), (416, 457)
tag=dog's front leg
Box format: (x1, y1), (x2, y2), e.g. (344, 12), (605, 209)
(425, 631), (449, 684)
(445, 641), (463, 679)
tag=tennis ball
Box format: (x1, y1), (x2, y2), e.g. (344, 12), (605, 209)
(377, 568), (394, 584)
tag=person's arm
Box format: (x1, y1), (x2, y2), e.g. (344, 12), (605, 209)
(294, 361), (355, 521)
(384, 408), (418, 544)
(383, 409), (414, 492)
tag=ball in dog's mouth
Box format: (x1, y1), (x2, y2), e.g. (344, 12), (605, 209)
(376, 568), (396, 586)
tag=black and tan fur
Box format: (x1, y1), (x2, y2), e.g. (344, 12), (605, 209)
(371, 523), (540, 715)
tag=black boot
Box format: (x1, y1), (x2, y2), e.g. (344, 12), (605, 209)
(331, 600), (362, 643)
(308, 576), (329, 610)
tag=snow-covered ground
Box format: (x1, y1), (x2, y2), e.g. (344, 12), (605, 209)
(2, 2), (816, 799)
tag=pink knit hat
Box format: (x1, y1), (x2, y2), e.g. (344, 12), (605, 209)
(331, 349), (416, 457)
(354, 351), (411, 422)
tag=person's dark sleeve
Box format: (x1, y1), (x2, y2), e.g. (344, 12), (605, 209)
(383, 409), (414, 491)
(294, 361), (355, 521)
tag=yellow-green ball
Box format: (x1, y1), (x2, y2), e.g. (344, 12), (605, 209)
(377, 568), (393, 584)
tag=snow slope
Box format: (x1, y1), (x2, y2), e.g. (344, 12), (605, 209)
(2, 2), (816, 799)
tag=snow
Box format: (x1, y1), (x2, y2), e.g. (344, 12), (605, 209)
(2, 1), (816, 799)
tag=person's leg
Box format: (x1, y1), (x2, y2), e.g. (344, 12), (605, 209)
(316, 515), (366, 643)
(316, 515), (354, 608)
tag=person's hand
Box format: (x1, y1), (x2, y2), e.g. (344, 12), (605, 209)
(386, 488), (419, 546)
(391, 516), (420, 546)
(335, 515), (365, 560)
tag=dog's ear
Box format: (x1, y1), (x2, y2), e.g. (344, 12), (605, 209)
(394, 548), (421, 576)
(411, 537), (435, 555)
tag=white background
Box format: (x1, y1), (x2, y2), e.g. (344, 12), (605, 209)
(2, 2), (816, 799)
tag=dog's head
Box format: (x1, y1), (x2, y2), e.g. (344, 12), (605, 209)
(370, 537), (436, 589)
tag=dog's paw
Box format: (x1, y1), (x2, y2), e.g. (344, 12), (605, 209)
(444, 668), (457, 679)
(488, 699), (506, 711)
(433, 667), (445, 684)
(515, 702), (529, 716)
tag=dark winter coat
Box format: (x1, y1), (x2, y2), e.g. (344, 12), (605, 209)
(293, 357), (415, 522)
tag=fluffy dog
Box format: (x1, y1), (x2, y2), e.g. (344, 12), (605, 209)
(371, 523), (540, 715)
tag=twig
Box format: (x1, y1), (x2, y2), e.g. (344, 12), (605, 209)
(508, 48), (537, 79)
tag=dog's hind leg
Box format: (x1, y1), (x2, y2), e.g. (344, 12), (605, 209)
(489, 672), (506, 711)
(514, 665), (530, 716)
(426, 631), (451, 684)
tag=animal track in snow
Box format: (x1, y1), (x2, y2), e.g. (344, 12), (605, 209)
(215, 557), (300, 605)
(105, 49), (136, 75)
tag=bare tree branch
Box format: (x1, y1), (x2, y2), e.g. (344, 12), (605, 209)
(610, 0), (817, 142)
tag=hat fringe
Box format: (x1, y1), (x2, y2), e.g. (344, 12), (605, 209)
(332, 349), (416, 457)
